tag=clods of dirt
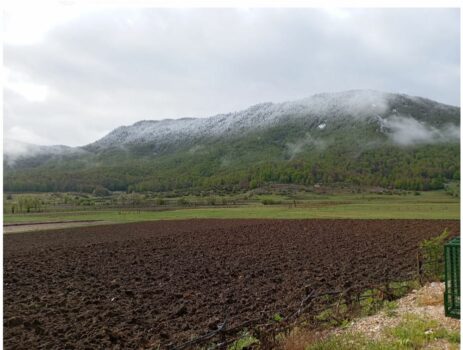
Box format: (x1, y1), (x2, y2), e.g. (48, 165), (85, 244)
(4, 219), (459, 349)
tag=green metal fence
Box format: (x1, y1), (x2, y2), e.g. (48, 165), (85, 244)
(444, 237), (460, 319)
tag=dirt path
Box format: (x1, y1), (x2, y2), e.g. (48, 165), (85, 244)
(3, 220), (112, 234)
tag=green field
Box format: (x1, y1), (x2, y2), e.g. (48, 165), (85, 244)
(3, 191), (459, 225)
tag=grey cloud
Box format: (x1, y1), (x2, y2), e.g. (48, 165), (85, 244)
(4, 8), (460, 146)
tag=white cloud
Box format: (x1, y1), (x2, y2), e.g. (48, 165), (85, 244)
(4, 67), (49, 102)
(385, 116), (460, 146)
(5, 82), (49, 103)
(3, 2), (95, 45)
(322, 7), (351, 20)
(3, 8), (460, 147)
(6, 126), (54, 145)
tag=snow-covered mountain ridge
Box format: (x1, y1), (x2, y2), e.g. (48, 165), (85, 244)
(4, 90), (460, 165)
(86, 90), (459, 150)
(4, 90), (460, 193)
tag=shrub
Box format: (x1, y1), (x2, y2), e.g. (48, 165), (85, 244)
(261, 199), (282, 205)
(93, 186), (111, 197)
(419, 229), (449, 281)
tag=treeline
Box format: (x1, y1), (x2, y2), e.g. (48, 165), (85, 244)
(4, 144), (459, 193)
(6, 196), (44, 214)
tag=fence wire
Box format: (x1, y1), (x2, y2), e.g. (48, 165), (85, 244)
(165, 246), (442, 350)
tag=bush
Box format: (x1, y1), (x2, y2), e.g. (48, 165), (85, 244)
(419, 229), (449, 281)
(261, 199), (282, 205)
(93, 186), (111, 197)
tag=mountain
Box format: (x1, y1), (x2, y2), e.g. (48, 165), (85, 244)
(4, 139), (86, 168)
(4, 90), (460, 193)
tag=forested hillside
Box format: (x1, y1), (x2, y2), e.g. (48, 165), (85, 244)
(4, 90), (460, 193)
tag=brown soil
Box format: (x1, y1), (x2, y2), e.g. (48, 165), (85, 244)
(3, 219), (459, 349)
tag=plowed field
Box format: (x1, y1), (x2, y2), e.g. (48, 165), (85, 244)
(4, 219), (459, 349)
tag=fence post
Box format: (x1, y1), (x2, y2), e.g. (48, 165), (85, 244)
(417, 252), (423, 285)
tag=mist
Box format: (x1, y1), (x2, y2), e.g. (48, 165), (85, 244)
(3, 138), (84, 166)
(286, 132), (328, 159)
(384, 116), (460, 146)
(3, 139), (39, 165)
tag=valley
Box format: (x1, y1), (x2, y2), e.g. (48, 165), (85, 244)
(3, 190), (460, 232)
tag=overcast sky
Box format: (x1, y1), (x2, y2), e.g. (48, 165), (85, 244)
(4, 7), (460, 147)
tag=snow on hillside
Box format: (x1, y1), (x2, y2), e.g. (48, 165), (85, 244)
(5, 90), (459, 159)
(90, 90), (397, 149)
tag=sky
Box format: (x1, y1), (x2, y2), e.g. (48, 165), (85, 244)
(3, 6), (461, 147)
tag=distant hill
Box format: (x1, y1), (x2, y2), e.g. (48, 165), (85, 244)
(4, 90), (460, 193)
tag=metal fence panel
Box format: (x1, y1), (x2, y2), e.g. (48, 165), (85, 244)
(444, 237), (460, 319)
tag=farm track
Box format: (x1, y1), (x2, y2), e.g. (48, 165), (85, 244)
(3, 219), (459, 349)
(3, 220), (111, 234)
